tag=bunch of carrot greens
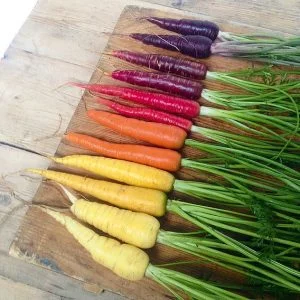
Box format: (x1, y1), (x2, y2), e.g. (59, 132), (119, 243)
(30, 15), (300, 299)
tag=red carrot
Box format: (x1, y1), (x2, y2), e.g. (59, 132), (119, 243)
(99, 98), (193, 131)
(87, 110), (187, 149)
(145, 17), (219, 41)
(111, 70), (203, 100)
(65, 132), (182, 171)
(71, 83), (200, 118)
(112, 51), (208, 80)
(130, 34), (212, 59)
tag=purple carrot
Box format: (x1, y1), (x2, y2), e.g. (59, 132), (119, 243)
(71, 83), (200, 118)
(111, 70), (203, 100)
(98, 98), (193, 131)
(112, 50), (208, 80)
(145, 17), (219, 41)
(130, 34), (212, 59)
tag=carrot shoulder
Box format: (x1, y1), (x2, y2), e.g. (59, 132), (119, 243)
(87, 110), (187, 150)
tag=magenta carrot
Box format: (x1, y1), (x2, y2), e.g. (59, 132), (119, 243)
(71, 83), (200, 118)
(99, 98), (193, 131)
(112, 51), (208, 80)
(130, 34), (212, 59)
(145, 17), (219, 41)
(111, 70), (203, 100)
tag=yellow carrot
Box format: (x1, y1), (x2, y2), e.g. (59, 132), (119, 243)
(72, 199), (160, 248)
(58, 183), (160, 248)
(28, 169), (167, 217)
(41, 208), (249, 300)
(51, 155), (175, 192)
(41, 207), (149, 280)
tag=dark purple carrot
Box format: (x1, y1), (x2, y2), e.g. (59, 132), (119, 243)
(71, 83), (200, 118)
(130, 34), (212, 59)
(98, 98), (193, 131)
(131, 33), (300, 67)
(145, 17), (219, 41)
(111, 70), (203, 100)
(112, 50), (208, 80)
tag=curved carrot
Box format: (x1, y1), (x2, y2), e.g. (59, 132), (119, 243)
(42, 208), (150, 281)
(87, 110), (187, 149)
(66, 133), (182, 172)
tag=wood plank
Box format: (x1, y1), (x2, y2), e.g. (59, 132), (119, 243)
(0, 47), (90, 154)
(0, 252), (125, 300)
(2, 1), (299, 299)
(0, 145), (48, 252)
(0, 275), (60, 300)
(8, 4), (281, 300)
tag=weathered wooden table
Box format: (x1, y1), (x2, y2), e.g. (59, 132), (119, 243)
(0, 1), (299, 299)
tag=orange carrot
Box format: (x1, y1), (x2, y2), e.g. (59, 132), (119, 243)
(87, 110), (187, 150)
(66, 133), (182, 172)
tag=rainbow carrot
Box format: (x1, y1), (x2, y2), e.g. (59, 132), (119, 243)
(65, 132), (181, 171)
(87, 110), (187, 149)
(111, 70), (203, 100)
(112, 50), (208, 80)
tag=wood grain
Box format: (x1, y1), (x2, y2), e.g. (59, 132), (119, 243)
(8, 5), (280, 299)
(0, 275), (60, 300)
(2, 1), (298, 299)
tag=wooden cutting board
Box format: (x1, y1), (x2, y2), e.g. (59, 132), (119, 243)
(9, 5), (263, 299)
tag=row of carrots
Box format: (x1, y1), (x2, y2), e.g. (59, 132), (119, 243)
(29, 15), (300, 299)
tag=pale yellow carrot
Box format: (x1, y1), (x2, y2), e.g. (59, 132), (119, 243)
(72, 199), (160, 248)
(51, 155), (175, 192)
(56, 183), (160, 248)
(41, 207), (149, 280)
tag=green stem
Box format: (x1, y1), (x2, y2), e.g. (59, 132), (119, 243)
(146, 264), (247, 300)
(185, 140), (300, 191)
(157, 231), (275, 284)
(168, 202), (300, 292)
(191, 126), (300, 162)
(158, 231), (286, 288)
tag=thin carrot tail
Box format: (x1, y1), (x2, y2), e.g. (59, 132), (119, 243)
(68, 82), (91, 89)
(55, 182), (78, 204)
(26, 168), (44, 175)
(102, 51), (115, 57)
(39, 206), (67, 226)
(97, 98), (115, 109)
(102, 71), (111, 77)
(101, 32), (130, 38)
